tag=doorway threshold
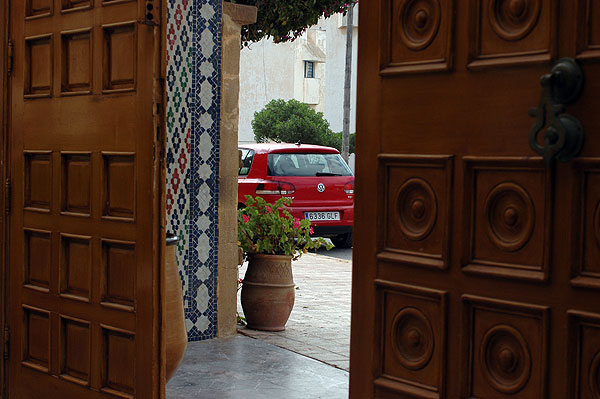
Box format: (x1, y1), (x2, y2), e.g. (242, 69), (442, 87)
(166, 335), (348, 399)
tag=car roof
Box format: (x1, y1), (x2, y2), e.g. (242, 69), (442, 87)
(238, 143), (340, 155)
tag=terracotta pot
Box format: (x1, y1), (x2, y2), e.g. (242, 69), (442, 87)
(241, 254), (295, 331)
(164, 234), (187, 382)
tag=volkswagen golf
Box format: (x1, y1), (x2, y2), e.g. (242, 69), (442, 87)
(238, 143), (354, 248)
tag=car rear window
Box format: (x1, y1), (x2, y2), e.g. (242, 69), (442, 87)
(267, 153), (352, 177)
(239, 149), (255, 176)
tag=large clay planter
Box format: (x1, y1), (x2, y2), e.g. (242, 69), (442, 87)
(164, 234), (187, 382)
(241, 254), (295, 331)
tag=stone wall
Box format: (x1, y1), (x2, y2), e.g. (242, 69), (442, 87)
(218, 2), (257, 337)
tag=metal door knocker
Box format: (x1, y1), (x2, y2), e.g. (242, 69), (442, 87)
(529, 58), (585, 165)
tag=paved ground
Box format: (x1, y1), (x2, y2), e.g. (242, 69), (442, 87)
(320, 240), (352, 261)
(166, 251), (352, 398)
(166, 335), (349, 399)
(238, 251), (352, 371)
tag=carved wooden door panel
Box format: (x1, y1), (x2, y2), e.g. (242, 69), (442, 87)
(6, 0), (162, 398)
(352, 1), (600, 398)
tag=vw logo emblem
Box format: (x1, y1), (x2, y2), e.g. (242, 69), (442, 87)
(317, 183), (325, 193)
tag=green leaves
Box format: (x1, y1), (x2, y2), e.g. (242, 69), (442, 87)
(238, 195), (332, 260)
(252, 99), (355, 153)
(253, 99), (331, 145)
(228, 0), (356, 46)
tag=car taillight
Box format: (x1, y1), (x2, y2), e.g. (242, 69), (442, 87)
(256, 181), (296, 195)
(279, 182), (295, 195)
(344, 182), (354, 194)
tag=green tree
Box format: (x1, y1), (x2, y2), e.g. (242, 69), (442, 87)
(252, 99), (355, 153)
(252, 99), (330, 144)
(229, 0), (357, 46)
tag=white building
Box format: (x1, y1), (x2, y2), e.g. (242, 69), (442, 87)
(238, 8), (358, 145)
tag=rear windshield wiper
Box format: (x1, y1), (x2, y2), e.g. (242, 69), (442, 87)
(315, 172), (343, 176)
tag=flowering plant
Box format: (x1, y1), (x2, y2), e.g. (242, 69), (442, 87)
(238, 195), (332, 260)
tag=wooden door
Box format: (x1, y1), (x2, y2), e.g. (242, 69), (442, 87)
(6, 0), (164, 398)
(1, 0), (8, 394)
(352, 1), (600, 398)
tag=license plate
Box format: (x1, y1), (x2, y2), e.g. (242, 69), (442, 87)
(304, 211), (340, 221)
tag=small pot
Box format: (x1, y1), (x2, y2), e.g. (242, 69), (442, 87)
(241, 254), (295, 331)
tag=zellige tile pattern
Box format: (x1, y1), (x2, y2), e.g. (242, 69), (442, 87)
(166, 0), (222, 341)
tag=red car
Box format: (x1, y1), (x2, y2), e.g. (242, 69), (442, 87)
(238, 143), (354, 248)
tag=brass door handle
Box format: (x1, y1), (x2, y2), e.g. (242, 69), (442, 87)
(529, 58), (584, 165)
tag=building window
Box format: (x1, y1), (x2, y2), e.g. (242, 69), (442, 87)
(304, 61), (315, 78)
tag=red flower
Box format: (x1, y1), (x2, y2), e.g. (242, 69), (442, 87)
(242, 215), (250, 224)
(265, 206), (272, 213)
(309, 227), (314, 234)
(293, 218), (301, 229)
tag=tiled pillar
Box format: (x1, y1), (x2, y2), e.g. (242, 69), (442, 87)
(218, 2), (257, 337)
(166, 0), (223, 341)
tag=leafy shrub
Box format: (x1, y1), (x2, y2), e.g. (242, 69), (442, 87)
(253, 99), (332, 145)
(252, 99), (355, 153)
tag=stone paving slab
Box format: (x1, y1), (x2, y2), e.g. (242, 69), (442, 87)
(166, 335), (349, 399)
(237, 252), (352, 371)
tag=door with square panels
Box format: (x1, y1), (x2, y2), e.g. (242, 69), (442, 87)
(6, 0), (163, 398)
(352, 1), (600, 398)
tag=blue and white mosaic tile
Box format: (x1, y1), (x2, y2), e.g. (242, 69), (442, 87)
(166, 0), (222, 342)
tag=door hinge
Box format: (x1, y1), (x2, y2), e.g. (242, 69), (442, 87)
(4, 179), (10, 215)
(3, 325), (9, 360)
(7, 40), (13, 76)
